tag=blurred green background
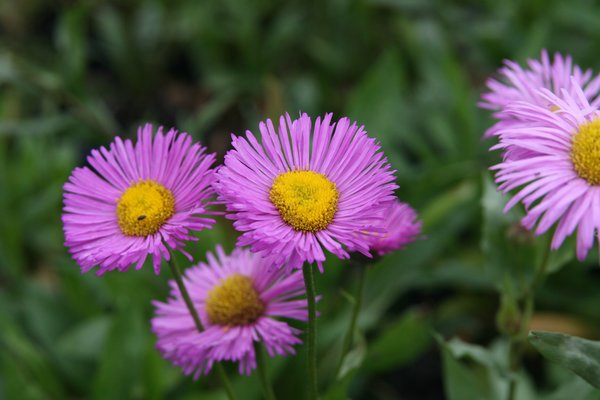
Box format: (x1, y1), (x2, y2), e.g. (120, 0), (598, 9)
(2, 0), (600, 399)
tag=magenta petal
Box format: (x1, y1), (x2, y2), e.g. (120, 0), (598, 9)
(62, 123), (216, 274)
(214, 112), (398, 270)
(151, 246), (310, 378)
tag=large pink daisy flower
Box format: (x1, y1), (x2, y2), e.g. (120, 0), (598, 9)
(62, 124), (216, 275)
(151, 246), (308, 377)
(480, 50), (600, 140)
(214, 113), (398, 271)
(491, 82), (600, 260)
(369, 200), (421, 256)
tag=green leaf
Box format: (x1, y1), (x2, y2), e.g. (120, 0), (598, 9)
(338, 332), (367, 380)
(140, 339), (180, 400)
(91, 307), (145, 400)
(322, 369), (357, 400)
(363, 309), (431, 373)
(437, 336), (506, 400)
(56, 317), (110, 360)
(345, 50), (411, 175)
(542, 374), (600, 400)
(55, 5), (88, 91)
(0, 312), (66, 399)
(440, 340), (493, 400)
(529, 331), (600, 389)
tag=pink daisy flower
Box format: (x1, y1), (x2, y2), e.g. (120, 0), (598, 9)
(62, 123), (216, 275)
(480, 50), (600, 140)
(491, 82), (600, 260)
(151, 246), (308, 377)
(369, 201), (421, 256)
(214, 113), (398, 271)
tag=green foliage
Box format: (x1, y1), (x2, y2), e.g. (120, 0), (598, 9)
(437, 336), (536, 400)
(529, 331), (600, 389)
(363, 309), (432, 374)
(2, 0), (600, 399)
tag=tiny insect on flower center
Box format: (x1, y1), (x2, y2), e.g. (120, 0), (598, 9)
(116, 180), (175, 236)
(571, 119), (600, 185)
(269, 170), (339, 232)
(205, 274), (265, 326)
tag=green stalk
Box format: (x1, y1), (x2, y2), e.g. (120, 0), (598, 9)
(335, 264), (367, 378)
(214, 365), (237, 400)
(167, 257), (237, 400)
(506, 245), (551, 400)
(256, 344), (277, 400)
(302, 263), (319, 400)
(167, 257), (204, 331)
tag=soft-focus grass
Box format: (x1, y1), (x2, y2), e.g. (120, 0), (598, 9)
(2, 1), (600, 399)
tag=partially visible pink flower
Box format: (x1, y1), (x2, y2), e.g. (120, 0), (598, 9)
(491, 82), (600, 260)
(480, 50), (600, 140)
(62, 124), (216, 275)
(369, 201), (421, 256)
(214, 112), (398, 271)
(152, 246), (308, 377)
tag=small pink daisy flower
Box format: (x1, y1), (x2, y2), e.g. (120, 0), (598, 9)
(214, 113), (398, 271)
(492, 82), (600, 260)
(151, 246), (308, 377)
(62, 124), (216, 275)
(480, 50), (600, 140)
(369, 201), (421, 256)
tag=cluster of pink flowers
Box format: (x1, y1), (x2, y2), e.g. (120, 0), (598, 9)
(61, 47), (600, 393)
(62, 113), (421, 377)
(482, 50), (600, 260)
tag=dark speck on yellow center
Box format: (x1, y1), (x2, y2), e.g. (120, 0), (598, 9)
(116, 180), (175, 236)
(571, 119), (600, 185)
(205, 274), (265, 326)
(269, 170), (339, 232)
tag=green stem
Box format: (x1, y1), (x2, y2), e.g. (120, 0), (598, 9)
(167, 257), (203, 331)
(335, 265), (367, 378)
(167, 257), (237, 400)
(256, 344), (277, 400)
(215, 365), (237, 400)
(302, 263), (319, 400)
(506, 245), (551, 400)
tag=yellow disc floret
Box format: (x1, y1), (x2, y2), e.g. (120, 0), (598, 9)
(116, 180), (175, 236)
(205, 274), (265, 326)
(269, 170), (339, 232)
(571, 119), (600, 185)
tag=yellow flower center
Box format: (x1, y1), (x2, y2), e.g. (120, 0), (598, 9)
(116, 180), (175, 236)
(205, 274), (265, 326)
(269, 170), (339, 232)
(571, 119), (600, 185)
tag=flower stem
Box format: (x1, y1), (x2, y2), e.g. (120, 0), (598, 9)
(256, 344), (277, 400)
(215, 365), (237, 400)
(167, 256), (204, 331)
(167, 256), (237, 400)
(302, 263), (319, 400)
(335, 264), (367, 378)
(506, 245), (551, 400)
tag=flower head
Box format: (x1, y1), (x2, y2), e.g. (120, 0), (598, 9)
(214, 113), (398, 271)
(368, 201), (421, 256)
(62, 124), (216, 275)
(480, 50), (600, 140)
(491, 81), (600, 260)
(151, 246), (308, 377)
